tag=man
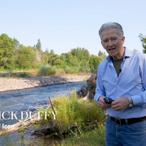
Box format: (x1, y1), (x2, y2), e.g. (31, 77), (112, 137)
(94, 22), (146, 146)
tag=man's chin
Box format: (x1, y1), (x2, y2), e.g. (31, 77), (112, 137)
(109, 52), (117, 58)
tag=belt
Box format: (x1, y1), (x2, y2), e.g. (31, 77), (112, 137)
(109, 116), (146, 125)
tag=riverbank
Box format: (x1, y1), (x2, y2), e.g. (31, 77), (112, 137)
(0, 74), (90, 92)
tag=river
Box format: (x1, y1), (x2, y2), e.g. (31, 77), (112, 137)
(0, 81), (85, 146)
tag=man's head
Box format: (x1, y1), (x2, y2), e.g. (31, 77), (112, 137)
(99, 22), (125, 60)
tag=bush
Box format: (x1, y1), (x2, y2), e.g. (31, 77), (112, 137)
(55, 67), (66, 75)
(14, 72), (32, 78)
(64, 66), (79, 74)
(38, 93), (105, 135)
(38, 65), (56, 76)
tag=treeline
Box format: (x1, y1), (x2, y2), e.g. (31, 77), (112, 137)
(0, 33), (106, 75)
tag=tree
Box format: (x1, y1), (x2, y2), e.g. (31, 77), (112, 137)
(139, 34), (146, 53)
(16, 46), (37, 69)
(70, 48), (90, 72)
(71, 48), (90, 60)
(0, 33), (18, 69)
(42, 50), (61, 66)
(35, 39), (42, 51)
(89, 55), (102, 73)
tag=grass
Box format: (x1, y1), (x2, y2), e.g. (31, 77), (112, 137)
(36, 93), (106, 145)
(58, 124), (105, 146)
(39, 93), (105, 130)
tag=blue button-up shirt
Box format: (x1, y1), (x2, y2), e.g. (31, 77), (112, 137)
(94, 49), (146, 118)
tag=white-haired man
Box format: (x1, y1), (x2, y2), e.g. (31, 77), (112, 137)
(94, 22), (146, 146)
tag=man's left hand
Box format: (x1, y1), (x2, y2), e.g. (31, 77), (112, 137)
(111, 97), (130, 111)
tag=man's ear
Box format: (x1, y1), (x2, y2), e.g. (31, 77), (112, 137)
(122, 36), (125, 41)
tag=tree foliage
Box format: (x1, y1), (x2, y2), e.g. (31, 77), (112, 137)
(0, 33), (106, 73)
(16, 46), (37, 69)
(139, 34), (146, 53)
(0, 33), (18, 69)
(35, 39), (42, 51)
(89, 55), (102, 73)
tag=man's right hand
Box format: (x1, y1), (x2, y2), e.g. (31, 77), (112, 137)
(98, 96), (111, 109)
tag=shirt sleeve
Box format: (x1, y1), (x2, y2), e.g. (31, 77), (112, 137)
(131, 53), (146, 105)
(94, 64), (105, 101)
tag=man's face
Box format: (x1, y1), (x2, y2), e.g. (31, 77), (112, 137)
(100, 28), (125, 59)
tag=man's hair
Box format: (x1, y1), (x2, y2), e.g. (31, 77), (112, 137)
(99, 22), (124, 37)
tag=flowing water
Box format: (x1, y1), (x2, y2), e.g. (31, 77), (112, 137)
(0, 81), (85, 146)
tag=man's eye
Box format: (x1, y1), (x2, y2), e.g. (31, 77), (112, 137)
(103, 39), (108, 43)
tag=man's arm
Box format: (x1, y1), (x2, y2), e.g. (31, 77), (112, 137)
(131, 54), (146, 105)
(94, 64), (105, 101)
(110, 54), (146, 111)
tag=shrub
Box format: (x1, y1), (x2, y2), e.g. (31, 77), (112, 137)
(64, 66), (79, 74)
(38, 65), (56, 76)
(14, 72), (32, 78)
(38, 93), (105, 135)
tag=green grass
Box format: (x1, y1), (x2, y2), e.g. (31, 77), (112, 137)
(37, 93), (106, 146)
(57, 124), (105, 146)
(39, 93), (105, 131)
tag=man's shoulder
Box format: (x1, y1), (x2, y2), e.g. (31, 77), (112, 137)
(132, 50), (146, 60)
(98, 58), (109, 72)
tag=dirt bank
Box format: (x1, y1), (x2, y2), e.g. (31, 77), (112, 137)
(0, 74), (90, 92)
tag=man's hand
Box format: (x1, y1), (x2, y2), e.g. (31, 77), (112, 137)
(111, 97), (130, 111)
(98, 96), (111, 109)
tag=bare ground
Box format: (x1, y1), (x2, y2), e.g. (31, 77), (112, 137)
(0, 74), (90, 92)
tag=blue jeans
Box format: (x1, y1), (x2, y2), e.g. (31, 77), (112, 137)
(106, 117), (146, 146)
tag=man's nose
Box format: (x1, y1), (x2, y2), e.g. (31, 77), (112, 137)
(107, 40), (114, 47)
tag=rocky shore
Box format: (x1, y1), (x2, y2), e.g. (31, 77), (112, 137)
(0, 74), (90, 92)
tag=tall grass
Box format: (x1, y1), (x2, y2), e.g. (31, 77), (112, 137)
(53, 93), (105, 128)
(38, 93), (105, 138)
(58, 124), (105, 146)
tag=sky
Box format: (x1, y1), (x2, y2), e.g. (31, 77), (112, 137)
(0, 0), (146, 55)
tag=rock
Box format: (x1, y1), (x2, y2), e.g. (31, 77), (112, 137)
(77, 74), (96, 99)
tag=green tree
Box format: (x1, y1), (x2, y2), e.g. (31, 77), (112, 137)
(16, 46), (37, 69)
(42, 50), (50, 64)
(0, 33), (18, 69)
(139, 34), (146, 53)
(89, 55), (102, 73)
(71, 48), (90, 60)
(42, 50), (61, 66)
(47, 50), (60, 66)
(70, 48), (90, 72)
(35, 39), (42, 51)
